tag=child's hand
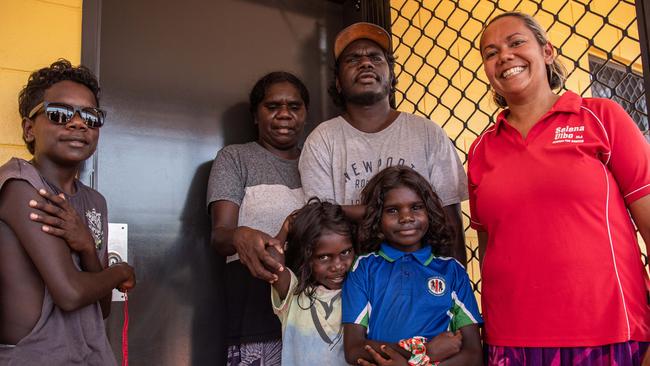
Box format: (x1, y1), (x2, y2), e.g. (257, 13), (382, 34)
(357, 345), (409, 366)
(29, 189), (96, 254)
(426, 331), (462, 361)
(265, 246), (285, 276)
(274, 210), (297, 244)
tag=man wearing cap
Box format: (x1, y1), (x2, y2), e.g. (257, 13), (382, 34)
(299, 22), (468, 263)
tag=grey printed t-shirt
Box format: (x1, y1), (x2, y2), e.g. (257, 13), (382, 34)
(299, 112), (468, 206)
(207, 142), (304, 254)
(206, 142), (304, 344)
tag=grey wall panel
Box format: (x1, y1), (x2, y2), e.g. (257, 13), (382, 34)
(86, 1), (343, 364)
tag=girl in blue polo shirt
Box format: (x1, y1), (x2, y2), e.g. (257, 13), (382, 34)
(342, 166), (483, 366)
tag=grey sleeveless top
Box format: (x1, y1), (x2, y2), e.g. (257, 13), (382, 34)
(0, 158), (116, 365)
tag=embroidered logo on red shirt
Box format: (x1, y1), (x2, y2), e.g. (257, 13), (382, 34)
(553, 124), (585, 144)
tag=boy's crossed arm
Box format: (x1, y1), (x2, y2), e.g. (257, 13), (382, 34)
(28, 189), (114, 316)
(0, 180), (134, 312)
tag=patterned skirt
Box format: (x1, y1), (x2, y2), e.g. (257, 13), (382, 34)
(487, 341), (649, 366)
(227, 339), (282, 366)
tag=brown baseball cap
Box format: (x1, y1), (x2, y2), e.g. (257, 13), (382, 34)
(334, 22), (391, 60)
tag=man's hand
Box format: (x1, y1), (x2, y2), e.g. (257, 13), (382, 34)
(426, 331), (462, 362)
(357, 345), (409, 366)
(28, 189), (96, 254)
(233, 226), (284, 283)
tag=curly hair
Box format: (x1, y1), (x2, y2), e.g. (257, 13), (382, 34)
(358, 166), (452, 256)
(480, 11), (567, 108)
(328, 49), (398, 109)
(249, 71), (310, 117)
(18, 59), (101, 154)
(284, 197), (355, 308)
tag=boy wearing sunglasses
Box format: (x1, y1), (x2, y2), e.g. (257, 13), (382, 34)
(0, 59), (135, 365)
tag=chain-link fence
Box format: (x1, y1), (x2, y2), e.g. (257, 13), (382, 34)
(388, 0), (649, 299)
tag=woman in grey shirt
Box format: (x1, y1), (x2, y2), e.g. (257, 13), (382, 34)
(206, 72), (309, 366)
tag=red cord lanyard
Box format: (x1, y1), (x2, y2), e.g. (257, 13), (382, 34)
(122, 291), (129, 366)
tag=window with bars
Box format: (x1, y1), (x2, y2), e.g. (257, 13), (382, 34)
(589, 55), (650, 141)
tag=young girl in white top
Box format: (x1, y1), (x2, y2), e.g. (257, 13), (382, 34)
(268, 198), (355, 365)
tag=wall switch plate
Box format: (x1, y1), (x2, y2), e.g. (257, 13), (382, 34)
(108, 223), (128, 301)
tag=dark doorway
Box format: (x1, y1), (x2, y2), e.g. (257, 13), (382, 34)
(82, 1), (343, 364)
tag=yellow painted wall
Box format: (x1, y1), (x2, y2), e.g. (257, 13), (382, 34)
(0, 0), (83, 164)
(390, 0), (647, 300)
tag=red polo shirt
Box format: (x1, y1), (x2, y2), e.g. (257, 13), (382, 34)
(468, 91), (650, 347)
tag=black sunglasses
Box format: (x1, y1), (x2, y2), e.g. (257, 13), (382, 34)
(28, 101), (106, 128)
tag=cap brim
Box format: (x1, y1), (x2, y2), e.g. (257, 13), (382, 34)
(334, 22), (391, 59)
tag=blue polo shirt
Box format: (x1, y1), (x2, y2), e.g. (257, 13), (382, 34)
(342, 244), (482, 343)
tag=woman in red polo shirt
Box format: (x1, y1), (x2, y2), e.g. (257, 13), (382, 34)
(469, 11), (650, 365)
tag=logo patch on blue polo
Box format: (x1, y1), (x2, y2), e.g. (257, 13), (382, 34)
(427, 276), (446, 296)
